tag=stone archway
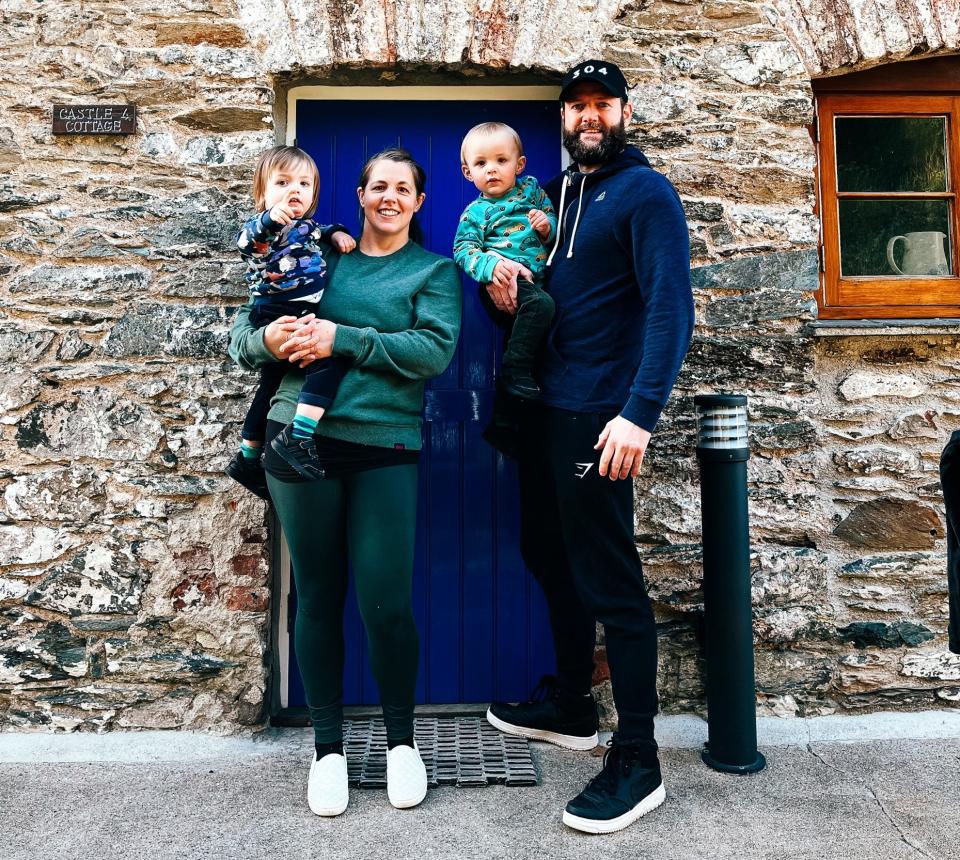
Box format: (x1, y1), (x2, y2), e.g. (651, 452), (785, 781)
(770, 0), (959, 77)
(234, 0), (624, 74)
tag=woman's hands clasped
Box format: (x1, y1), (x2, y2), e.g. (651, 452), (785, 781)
(263, 314), (337, 367)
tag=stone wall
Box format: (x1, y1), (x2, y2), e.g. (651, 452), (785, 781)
(770, 0), (960, 76)
(1, 0), (958, 733)
(0, 0), (275, 731)
(611, 1), (960, 718)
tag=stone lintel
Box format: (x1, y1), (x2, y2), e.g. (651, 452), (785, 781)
(235, 0), (625, 75)
(770, 0), (960, 78)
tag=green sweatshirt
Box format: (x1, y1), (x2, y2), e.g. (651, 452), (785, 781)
(228, 241), (462, 450)
(452, 175), (557, 284)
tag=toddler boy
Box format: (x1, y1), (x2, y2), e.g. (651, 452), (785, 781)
(226, 145), (355, 497)
(453, 122), (557, 399)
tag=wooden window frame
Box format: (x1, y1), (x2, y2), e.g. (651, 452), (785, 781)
(813, 57), (960, 320)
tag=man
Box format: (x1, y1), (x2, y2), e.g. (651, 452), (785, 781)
(484, 60), (695, 834)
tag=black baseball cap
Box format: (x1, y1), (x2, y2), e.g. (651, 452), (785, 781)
(559, 60), (629, 102)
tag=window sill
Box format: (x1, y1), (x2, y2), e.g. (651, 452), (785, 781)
(807, 318), (960, 337)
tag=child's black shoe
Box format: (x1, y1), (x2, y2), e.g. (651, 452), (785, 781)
(482, 418), (522, 460)
(270, 424), (326, 480)
(225, 451), (270, 500)
(482, 383), (529, 460)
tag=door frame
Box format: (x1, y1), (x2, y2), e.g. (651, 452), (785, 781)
(285, 85), (562, 145)
(270, 83), (562, 721)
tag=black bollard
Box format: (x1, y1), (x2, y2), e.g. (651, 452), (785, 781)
(694, 394), (766, 774)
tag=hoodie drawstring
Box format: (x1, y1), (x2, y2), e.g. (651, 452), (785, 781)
(545, 175), (569, 268)
(565, 175), (588, 259)
(546, 173), (590, 266)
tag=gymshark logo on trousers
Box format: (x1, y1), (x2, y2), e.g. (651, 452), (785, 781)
(574, 462), (594, 478)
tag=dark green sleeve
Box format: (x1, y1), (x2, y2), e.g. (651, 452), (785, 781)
(227, 300), (275, 371)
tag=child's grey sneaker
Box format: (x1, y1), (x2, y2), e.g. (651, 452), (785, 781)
(270, 424), (326, 480)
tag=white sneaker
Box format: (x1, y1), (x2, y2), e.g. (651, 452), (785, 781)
(307, 751), (349, 816)
(386, 741), (428, 809)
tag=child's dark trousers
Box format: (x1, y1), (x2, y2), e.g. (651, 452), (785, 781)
(501, 278), (555, 378)
(240, 300), (350, 443)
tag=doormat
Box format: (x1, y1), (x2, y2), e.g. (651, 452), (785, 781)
(343, 716), (538, 788)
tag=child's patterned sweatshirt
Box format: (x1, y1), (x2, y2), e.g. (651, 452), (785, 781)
(453, 175), (557, 284)
(236, 211), (347, 303)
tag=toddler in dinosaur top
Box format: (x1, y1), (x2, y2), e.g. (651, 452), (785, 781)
(226, 145), (355, 497)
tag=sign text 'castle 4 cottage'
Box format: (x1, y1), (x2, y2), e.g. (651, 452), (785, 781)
(52, 105), (137, 135)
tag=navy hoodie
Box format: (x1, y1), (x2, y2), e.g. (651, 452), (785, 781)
(540, 146), (694, 432)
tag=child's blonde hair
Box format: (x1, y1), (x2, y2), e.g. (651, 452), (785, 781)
(252, 145), (320, 215)
(460, 122), (525, 165)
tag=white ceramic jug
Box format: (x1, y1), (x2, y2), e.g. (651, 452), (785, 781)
(886, 231), (949, 276)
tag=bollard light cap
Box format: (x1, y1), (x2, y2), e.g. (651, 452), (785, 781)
(694, 394), (747, 408)
(694, 393), (749, 452)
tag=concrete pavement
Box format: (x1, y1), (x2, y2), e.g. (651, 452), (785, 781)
(2, 711), (959, 860)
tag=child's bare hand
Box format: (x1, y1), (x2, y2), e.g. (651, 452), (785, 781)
(331, 231), (356, 253)
(528, 209), (551, 240)
(268, 203), (296, 226)
(487, 259), (532, 314)
(491, 259), (521, 291)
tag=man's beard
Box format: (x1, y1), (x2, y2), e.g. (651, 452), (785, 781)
(562, 119), (628, 167)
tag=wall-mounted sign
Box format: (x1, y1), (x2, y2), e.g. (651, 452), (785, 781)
(52, 105), (137, 135)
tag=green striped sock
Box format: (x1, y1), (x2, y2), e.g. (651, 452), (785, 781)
(240, 441), (261, 459)
(292, 415), (319, 440)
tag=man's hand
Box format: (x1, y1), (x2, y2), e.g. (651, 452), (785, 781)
(486, 259), (533, 314)
(268, 202), (296, 226)
(528, 209), (551, 240)
(594, 415), (651, 480)
(331, 231), (356, 253)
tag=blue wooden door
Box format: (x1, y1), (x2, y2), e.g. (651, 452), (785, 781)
(287, 97), (560, 706)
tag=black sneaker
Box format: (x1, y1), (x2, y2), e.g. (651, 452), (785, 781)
(269, 424), (326, 480)
(562, 735), (665, 834)
(225, 451), (270, 500)
(500, 372), (541, 400)
(486, 675), (599, 751)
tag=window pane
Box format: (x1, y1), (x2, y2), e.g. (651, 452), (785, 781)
(839, 199), (952, 276)
(835, 117), (947, 192)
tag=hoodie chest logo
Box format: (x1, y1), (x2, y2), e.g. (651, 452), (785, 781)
(594, 191), (606, 202)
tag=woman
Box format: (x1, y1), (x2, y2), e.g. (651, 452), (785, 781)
(228, 148), (462, 815)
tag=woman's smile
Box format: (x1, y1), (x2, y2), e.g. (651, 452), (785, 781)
(358, 159), (426, 244)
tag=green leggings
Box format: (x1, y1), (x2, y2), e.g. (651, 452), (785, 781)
(267, 464), (420, 744)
